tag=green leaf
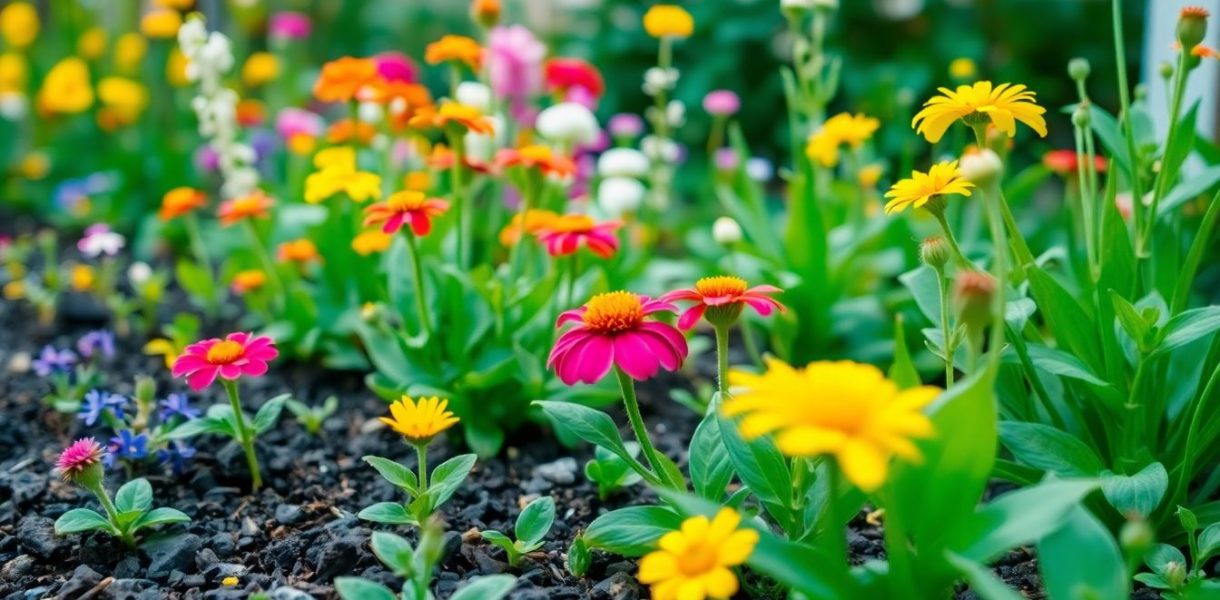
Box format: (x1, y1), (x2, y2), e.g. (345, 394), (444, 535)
(953, 478), (1100, 563)
(689, 412), (734, 501)
(1146, 543), (1186, 577)
(889, 314), (921, 389)
(945, 552), (1025, 600)
(1151, 306), (1220, 358)
(747, 527), (857, 598)
(424, 453), (476, 512)
(449, 575), (517, 600)
(567, 537), (591, 577)
(1038, 507), (1127, 600)
(175, 259), (214, 302)
(717, 414), (793, 526)
(370, 531), (414, 577)
(480, 530), (517, 557)
(998, 422), (1103, 477)
(1198, 523), (1220, 563)
(166, 416), (235, 439)
(362, 455), (419, 494)
(1027, 266), (1102, 372)
(252, 394), (289, 434)
(334, 577), (397, 600)
(583, 506), (682, 557)
(54, 508), (115, 535)
(515, 496), (555, 548)
(114, 478), (153, 513)
(132, 507), (191, 531)
(899, 266), (944, 327)
(535, 401), (650, 482)
(1022, 343), (1110, 387)
(357, 502), (417, 525)
(1158, 165), (1220, 218)
(1100, 462), (1168, 518)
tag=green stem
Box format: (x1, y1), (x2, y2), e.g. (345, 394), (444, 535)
(883, 484), (913, 596)
(222, 378), (262, 491)
(404, 233), (434, 338)
(448, 133), (469, 268)
(981, 181), (1008, 372)
(713, 323), (731, 404)
(416, 442), (429, 495)
(88, 483), (133, 547)
(931, 211), (971, 269)
(1119, 359), (1148, 473)
(1172, 362), (1220, 509)
(820, 465), (848, 567)
(1143, 50), (1190, 254)
(1112, 0), (1147, 256)
(614, 367), (677, 489)
(934, 266), (955, 386)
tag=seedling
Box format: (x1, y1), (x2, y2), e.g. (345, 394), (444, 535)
(480, 495), (556, 567)
(286, 395), (338, 435)
(584, 443), (643, 500)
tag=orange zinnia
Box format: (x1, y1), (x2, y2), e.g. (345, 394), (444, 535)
(408, 102), (494, 135)
(495, 145), (576, 178)
(327, 118), (377, 145)
(314, 57), (379, 103)
(160, 187), (207, 221)
(424, 35), (482, 70)
(218, 191), (274, 226)
(277, 239), (321, 263)
(499, 209), (560, 246)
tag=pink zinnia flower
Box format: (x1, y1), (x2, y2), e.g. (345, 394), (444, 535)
(487, 25), (546, 123)
(608, 113), (644, 139)
(703, 90), (741, 117)
(172, 332), (279, 391)
(57, 438), (105, 481)
(535, 215), (621, 259)
(269, 11), (312, 40)
(275, 107), (323, 140)
(549, 291), (688, 384)
(373, 52), (419, 83)
(660, 276), (785, 330)
(545, 58), (604, 105)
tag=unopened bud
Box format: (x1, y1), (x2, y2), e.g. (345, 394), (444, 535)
(1068, 58), (1090, 81)
(1164, 560), (1188, 590)
(959, 149), (1003, 186)
(1178, 6), (1210, 50)
(1159, 61), (1175, 80)
(953, 270), (996, 336)
(471, 0), (501, 28)
(1119, 518), (1154, 556)
(1072, 105), (1091, 128)
(920, 236), (950, 270)
(134, 376), (156, 407)
(712, 217), (743, 245)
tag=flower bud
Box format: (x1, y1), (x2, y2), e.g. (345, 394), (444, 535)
(1071, 104), (1091, 128)
(920, 236), (950, 270)
(1118, 518), (1154, 556)
(1067, 58), (1090, 81)
(471, 0), (501, 28)
(953, 270), (996, 337)
(1159, 61), (1175, 81)
(134, 376), (156, 407)
(1164, 561), (1188, 590)
(1178, 7), (1210, 50)
(959, 149), (1003, 186)
(712, 217), (743, 245)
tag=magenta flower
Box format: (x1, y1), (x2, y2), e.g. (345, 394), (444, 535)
(171, 332), (278, 391)
(487, 25), (546, 123)
(536, 215), (621, 259)
(269, 11), (312, 40)
(703, 90), (741, 117)
(548, 291), (688, 384)
(660, 276), (785, 330)
(275, 107), (323, 140)
(57, 438), (105, 482)
(373, 51), (419, 83)
(608, 113), (644, 139)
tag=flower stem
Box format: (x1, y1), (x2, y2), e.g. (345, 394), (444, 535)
(933, 266), (955, 386)
(931, 211), (971, 269)
(713, 322), (731, 405)
(820, 464), (848, 567)
(614, 366), (677, 489)
(222, 378), (262, 491)
(415, 442), (429, 496)
(1111, 0), (1147, 256)
(448, 133), (469, 269)
(404, 232), (434, 339)
(1142, 49), (1191, 254)
(88, 483), (133, 547)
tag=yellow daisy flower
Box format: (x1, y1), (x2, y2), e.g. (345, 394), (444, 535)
(637, 508), (758, 600)
(911, 81), (1047, 143)
(643, 5), (694, 39)
(805, 112), (880, 168)
(883, 161), (975, 215)
(380, 396), (460, 445)
(722, 358), (939, 492)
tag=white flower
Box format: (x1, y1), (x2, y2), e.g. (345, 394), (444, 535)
(666, 100), (685, 128)
(456, 82), (493, 114)
(597, 177), (647, 217)
(713, 217), (744, 244)
(642, 67), (680, 96)
(959, 149), (1003, 185)
(358, 102), (383, 124)
(641, 136), (680, 163)
(746, 157), (774, 183)
(127, 262), (153, 287)
(0, 92), (27, 121)
(77, 225), (125, 258)
(536, 102), (600, 147)
(597, 148), (650, 178)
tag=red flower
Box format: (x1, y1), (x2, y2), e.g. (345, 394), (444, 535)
(1042, 149), (1107, 177)
(363, 190), (450, 236)
(545, 58), (604, 100)
(549, 291), (688, 384)
(536, 215), (621, 259)
(172, 332), (279, 391)
(661, 276), (785, 329)
(57, 438), (105, 481)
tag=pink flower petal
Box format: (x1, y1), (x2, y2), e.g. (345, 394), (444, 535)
(642, 321), (689, 362)
(677, 304), (707, 330)
(241, 360), (269, 377)
(743, 296), (779, 316)
(635, 329), (682, 370)
(187, 367), (220, 391)
(219, 364), (243, 380)
(171, 355), (209, 376)
(612, 332), (661, 381)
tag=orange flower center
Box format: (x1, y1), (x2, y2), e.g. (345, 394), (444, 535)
(676, 542), (719, 575)
(206, 340), (244, 364)
(582, 291), (644, 333)
(386, 191), (427, 212)
(695, 276), (748, 298)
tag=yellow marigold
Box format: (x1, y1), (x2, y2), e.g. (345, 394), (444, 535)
(805, 113), (880, 168)
(723, 358), (939, 492)
(0, 53), (26, 93)
(277, 239), (320, 264)
(242, 52), (280, 88)
(948, 57), (977, 80)
(884, 161), (975, 215)
(78, 27), (109, 60)
(166, 48), (189, 87)
(115, 33), (148, 73)
(304, 163), (382, 204)
(912, 81), (1047, 143)
(408, 101), (494, 135)
(313, 57), (378, 104)
(230, 269), (266, 295)
(424, 35), (482, 70)
(500, 209), (560, 246)
(637, 508), (758, 600)
(380, 396), (460, 445)
(38, 58), (93, 115)
(0, 2), (38, 48)
(352, 230), (393, 256)
(314, 146), (356, 170)
(858, 163), (884, 189)
(97, 77), (148, 125)
(160, 187), (207, 221)
(643, 5), (694, 39)
(71, 264), (95, 292)
(140, 9), (182, 39)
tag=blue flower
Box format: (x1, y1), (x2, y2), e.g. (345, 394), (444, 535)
(104, 430), (149, 467)
(76, 330), (116, 360)
(158, 393), (201, 422)
(156, 440), (197, 475)
(78, 389), (129, 426)
(32, 346), (77, 377)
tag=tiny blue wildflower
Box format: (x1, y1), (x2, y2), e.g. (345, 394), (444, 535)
(104, 430), (149, 467)
(78, 389), (129, 426)
(32, 346), (77, 377)
(156, 440), (197, 475)
(76, 330), (116, 360)
(158, 393), (201, 422)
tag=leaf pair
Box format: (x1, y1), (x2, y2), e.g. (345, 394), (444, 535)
(480, 495), (556, 567)
(358, 453), (477, 525)
(54, 479), (191, 548)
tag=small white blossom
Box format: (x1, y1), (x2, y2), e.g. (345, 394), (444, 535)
(641, 136), (680, 163)
(597, 177), (647, 217)
(77, 224), (125, 258)
(597, 148), (650, 178)
(746, 157), (775, 183)
(536, 103), (600, 147)
(713, 217), (744, 244)
(127, 262), (153, 286)
(642, 67), (680, 96)
(456, 82), (493, 114)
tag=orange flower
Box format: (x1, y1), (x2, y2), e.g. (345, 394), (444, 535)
(358, 79), (432, 108)
(495, 145), (576, 177)
(277, 238), (321, 263)
(230, 269), (266, 294)
(327, 118), (377, 144)
(425, 35), (482, 70)
(500, 209), (560, 246)
(236, 99), (266, 127)
(313, 57), (379, 103)
(425, 144), (492, 174)
(1192, 44), (1220, 59)
(364, 190), (450, 236)
(160, 187), (206, 221)
(352, 230), (394, 255)
(218, 191), (274, 226)
(408, 101), (495, 135)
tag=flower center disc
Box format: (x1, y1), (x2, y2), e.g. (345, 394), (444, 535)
(582, 291), (644, 333)
(387, 191), (426, 212)
(676, 543), (719, 576)
(206, 340), (244, 364)
(695, 275), (747, 298)
(549, 214), (596, 234)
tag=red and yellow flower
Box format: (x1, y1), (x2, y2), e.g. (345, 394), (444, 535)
(363, 190), (450, 237)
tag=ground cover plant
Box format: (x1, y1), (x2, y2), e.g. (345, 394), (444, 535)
(0, 0), (1219, 598)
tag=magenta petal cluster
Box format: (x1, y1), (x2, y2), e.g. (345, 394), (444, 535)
(703, 89), (741, 117)
(660, 278), (785, 330)
(548, 292), (689, 384)
(57, 438), (104, 481)
(171, 332), (279, 391)
(487, 25), (546, 123)
(269, 11), (312, 40)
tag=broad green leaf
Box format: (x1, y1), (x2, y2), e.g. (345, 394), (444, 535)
(449, 575), (517, 600)
(334, 577), (397, 600)
(54, 508), (115, 535)
(889, 314), (921, 389)
(1159, 165), (1220, 218)
(567, 537), (591, 577)
(953, 479), (1100, 563)
(688, 413), (734, 501)
(1100, 462), (1168, 518)
(132, 507), (191, 531)
(1198, 523), (1220, 563)
(357, 502), (417, 525)
(362, 455), (419, 493)
(1027, 266), (1102, 372)
(515, 496), (555, 548)
(1038, 507), (1127, 600)
(480, 530), (515, 552)
(1145, 543), (1186, 577)
(945, 552), (1025, 600)
(583, 506), (682, 557)
(425, 453), (476, 511)
(114, 478), (153, 513)
(370, 531), (414, 577)
(1022, 343), (1110, 387)
(535, 401), (636, 467)
(1151, 306), (1220, 358)
(899, 266), (943, 327)
(166, 416), (234, 439)
(998, 422), (1103, 477)
(252, 394), (289, 434)
(1158, 103), (1200, 206)
(717, 414), (793, 526)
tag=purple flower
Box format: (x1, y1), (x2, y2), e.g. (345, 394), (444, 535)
(158, 393), (200, 422)
(703, 90), (741, 117)
(104, 430), (149, 467)
(269, 11), (311, 40)
(608, 113), (644, 139)
(76, 330), (115, 359)
(79, 389), (128, 426)
(714, 147), (740, 172)
(156, 440), (197, 475)
(32, 346), (76, 377)
(487, 25), (546, 124)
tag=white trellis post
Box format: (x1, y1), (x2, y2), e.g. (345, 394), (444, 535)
(1144, 0), (1220, 143)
